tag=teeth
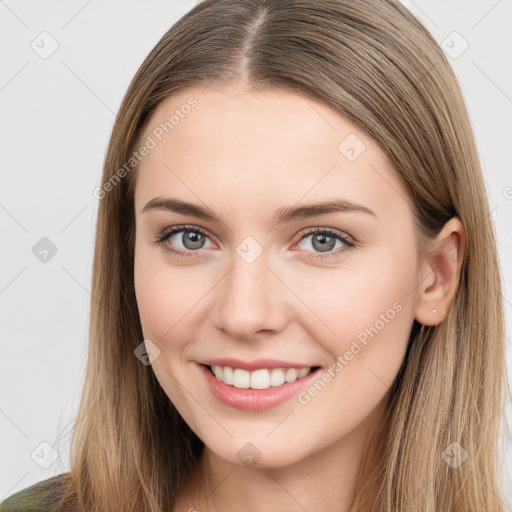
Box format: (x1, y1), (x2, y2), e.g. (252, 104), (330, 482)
(285, 368), (298, 382)
(209, 365), (313, 389)
(250, 369), (270, 389)
(297, 367), (310, 378)
(224, 366), (234, 385)
(212, 365), (223, 380)
(270, 368), (285, 387)
(233, 368), (251, 388)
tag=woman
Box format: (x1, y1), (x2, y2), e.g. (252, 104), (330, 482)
(1, 0), (508, 511)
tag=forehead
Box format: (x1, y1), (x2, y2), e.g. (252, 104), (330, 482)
(133, 85), (409, 221)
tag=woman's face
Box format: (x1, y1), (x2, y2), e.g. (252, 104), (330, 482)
(133, 84), (421, 468)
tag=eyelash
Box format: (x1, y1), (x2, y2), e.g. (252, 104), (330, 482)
(153, 224), (355, 261)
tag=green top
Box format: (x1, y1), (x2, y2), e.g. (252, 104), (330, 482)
(0, 474), (68, 512)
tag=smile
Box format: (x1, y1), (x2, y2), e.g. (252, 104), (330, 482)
(207, 364), (318, 389)
(198, 363), (323, 411)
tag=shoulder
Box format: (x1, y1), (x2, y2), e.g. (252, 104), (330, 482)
(0, 473), (70, 512)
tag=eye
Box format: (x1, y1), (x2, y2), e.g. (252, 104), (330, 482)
(154, 225), (215, 258)
(295, 227), (354, 260)
(154, 225), (355, 260)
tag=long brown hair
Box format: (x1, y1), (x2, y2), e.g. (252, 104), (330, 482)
(54, 0), (509, 510)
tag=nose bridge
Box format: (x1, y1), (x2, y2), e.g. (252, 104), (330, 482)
(213, 237), (287, 337)
(232, 240), (270, 298)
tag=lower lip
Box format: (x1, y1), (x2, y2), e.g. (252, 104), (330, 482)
(197, 363), (322, 411)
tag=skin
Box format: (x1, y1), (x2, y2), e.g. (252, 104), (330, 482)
(132, 83), (465, 512)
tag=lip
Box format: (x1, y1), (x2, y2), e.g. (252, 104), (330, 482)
(198, 357), (319, 372)
(197, 363), (322, 411)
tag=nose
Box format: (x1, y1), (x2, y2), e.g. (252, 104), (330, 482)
(212, 248), (290, 340)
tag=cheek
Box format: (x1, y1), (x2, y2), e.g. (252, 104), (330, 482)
(134, 247), (212, 344)
(291, 254), (416, 429)
(292, 248), (416, 371)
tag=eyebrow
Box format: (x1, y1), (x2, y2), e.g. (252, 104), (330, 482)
(140, 197), (377, 224)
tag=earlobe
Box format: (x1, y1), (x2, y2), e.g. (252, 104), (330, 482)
(413, 217), (465, 326)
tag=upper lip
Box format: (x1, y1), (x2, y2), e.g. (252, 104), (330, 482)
(198, 358), (321, 371)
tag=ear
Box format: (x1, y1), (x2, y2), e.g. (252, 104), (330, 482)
(414, 217), (465, 326)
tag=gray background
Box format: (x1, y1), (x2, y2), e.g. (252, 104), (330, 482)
(1, 0), (511, 505)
